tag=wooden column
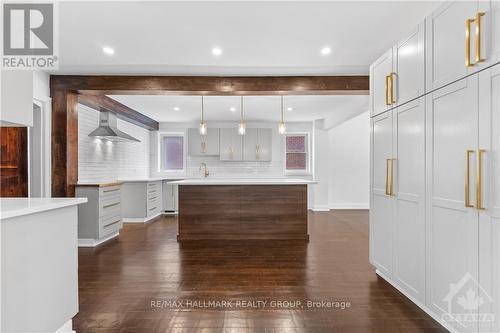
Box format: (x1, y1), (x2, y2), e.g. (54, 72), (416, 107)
(51, 89), (78, 197)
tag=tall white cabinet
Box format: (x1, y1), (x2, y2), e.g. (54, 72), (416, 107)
(370, 2), (500, 332)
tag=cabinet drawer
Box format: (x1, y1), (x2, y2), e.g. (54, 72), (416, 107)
(99, 196), (121, 216)
(99, 185), (121, 197)
(99, 217), (122, 238)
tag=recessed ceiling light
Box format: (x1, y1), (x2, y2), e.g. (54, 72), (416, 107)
(230, 107), (236, 112)
(173, 107), (180, 111)
(212, 47), (223, 56)
(287, 107), (293, 111)
(102, 47), (115, 55)
(321, 47), (331, 55)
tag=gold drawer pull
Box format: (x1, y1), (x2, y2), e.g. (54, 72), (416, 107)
(149, 207), (157, 211)
(385, 75), (391, 105)
(476, 149), (486, 210)
(103, 202), (120, 209)
(475, 12), (486, 63)
(103, 188), (119, 193)
(385, 159), (391, 195)
(466, 18), (475, 67)
(465, 150), (474, 207)
(389, 73), (396, 105)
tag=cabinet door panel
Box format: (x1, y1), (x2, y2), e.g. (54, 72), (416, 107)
(395, 22), (425, 106)
(243, 128), (259, 161)
(393, 98), (426, 303)
(425, 76), (479, 332)
(477, 0), (500, 70)
(257, 128), (272, 162)
(425, 1), (477, 92)
(478, 64), (500, 333)
(370, 49), (393, 117)
(220, 128), (243, 161)
(370, 112), (393, 277)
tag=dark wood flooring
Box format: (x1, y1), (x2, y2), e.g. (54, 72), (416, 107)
(75, 210), (447, 333)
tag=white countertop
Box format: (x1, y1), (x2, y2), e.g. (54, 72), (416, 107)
(169, 178), (316, 185)
(118, 177), (179, 182)
(0, 198), (88, 220)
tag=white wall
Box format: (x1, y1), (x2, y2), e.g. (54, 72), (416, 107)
(77, 104), (150, 181)
(328, 111), (370, 209)
(312, 120), (330, 211)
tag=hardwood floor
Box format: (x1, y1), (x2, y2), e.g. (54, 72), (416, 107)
(75, 210), (447, 333)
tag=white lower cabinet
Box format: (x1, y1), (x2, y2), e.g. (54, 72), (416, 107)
(76, 184), (123, 247)
(163, 181), (178, 212)
(121, 181), (163, 222)
(393, 97), (426, 304)
(371, 63), (500, 333)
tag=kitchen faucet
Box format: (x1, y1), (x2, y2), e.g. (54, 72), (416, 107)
(199, 162), (209, 178)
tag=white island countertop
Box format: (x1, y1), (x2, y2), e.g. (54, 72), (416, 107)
(0, 198), (88, 220)
(169, 178), (316, 185)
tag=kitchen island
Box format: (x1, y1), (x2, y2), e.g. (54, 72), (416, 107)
(169, 179), (315, 241)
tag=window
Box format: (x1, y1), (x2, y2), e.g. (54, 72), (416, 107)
(285, 134), (309, 173)
(160, 134), (185, 172)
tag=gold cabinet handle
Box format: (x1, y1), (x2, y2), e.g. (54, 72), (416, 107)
(389, 73), (396, 105)
(475, 12), (486, 63)
(390, 158), (396, 196)
(385, 75), (391, 105)
(465, 150), (475, 207)
(466, 18), (475, 67)
(476, 149), (486, 210)
(385, 159), (391, 195)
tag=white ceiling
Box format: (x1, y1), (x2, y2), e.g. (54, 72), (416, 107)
(58, 1), (441, 75)
(108, 95), (369, 124)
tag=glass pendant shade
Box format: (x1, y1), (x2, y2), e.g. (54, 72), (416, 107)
(199, 122), (207, 135)
(278, 122), (286, 134)
(238, 122), (246, 135)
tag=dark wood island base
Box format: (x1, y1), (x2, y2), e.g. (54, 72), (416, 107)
(177, 184), (309, 241)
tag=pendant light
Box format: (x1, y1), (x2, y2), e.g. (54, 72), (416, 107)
(238, 96), (246, 135)
(199, 96), (207, 135)
(278, 95), (286, 135)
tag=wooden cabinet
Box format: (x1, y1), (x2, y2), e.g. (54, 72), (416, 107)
(243, 128), (272, 161)
(425, 1), (500, 92)
(121, 181), (163, 222)
(76, 183), (123, 246)
(188, 128), (220, 156)
(220, 128), (243, 161)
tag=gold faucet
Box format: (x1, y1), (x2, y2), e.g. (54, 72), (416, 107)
(199, 162), (209, 178)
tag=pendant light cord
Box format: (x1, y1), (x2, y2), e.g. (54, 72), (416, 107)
(201, 96), (204, 123)
(281, 96), (284, 123)
(240, 96), (244, 122)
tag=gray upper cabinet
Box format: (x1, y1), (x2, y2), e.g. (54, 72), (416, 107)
(219, 128), (243, 161)
(188, 128), (220, 156)
(243, 128), (272, 162)
(394, 21), (425, 106)
(370, 49), (394, 117)
(425, 0), (500, 92)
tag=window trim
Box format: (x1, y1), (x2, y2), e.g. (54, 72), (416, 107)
(158, 131), (186, 175)
(283, 132), (311, 176)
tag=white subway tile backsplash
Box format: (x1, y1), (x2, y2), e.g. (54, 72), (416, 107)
(186, 156), (284, 179)
(78, 104), (150, 182)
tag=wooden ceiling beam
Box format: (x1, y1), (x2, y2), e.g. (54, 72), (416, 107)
(77, 94), (159, 131)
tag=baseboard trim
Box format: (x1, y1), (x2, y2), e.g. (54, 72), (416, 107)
(311, 206), (330, 212)
(123, 212), (163, 223)
(329, 203), (369, 209)
(375, 269), (459, 333)
(55, 319), (74, 333)
(78, 231), (119, 248)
